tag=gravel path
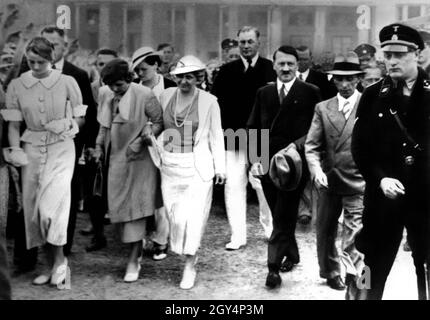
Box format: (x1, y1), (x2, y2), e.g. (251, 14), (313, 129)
(9, 194), (418, 300)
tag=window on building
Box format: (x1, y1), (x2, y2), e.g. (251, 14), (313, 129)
(408, 6), (421, 18)
(289, 10), (313, 26)
(332, 36), (353, 55)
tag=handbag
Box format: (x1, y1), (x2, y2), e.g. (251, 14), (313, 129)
(93, 162), (104, 197)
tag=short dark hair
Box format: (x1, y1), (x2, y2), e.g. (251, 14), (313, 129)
(96, 48), (118, 58)
(237, 26), (260, 39)
(40, 25), (65, 38)
(157, 43), (174, 51)
(296, 45), (312, 56)
(273, 45), (298, 62)
(26, 37), (55, 62)
(142, 55), (161, 67)
(101, 58), (134, 85)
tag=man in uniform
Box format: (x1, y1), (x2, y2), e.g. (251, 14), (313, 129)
(354, 43), (377, 70)
(352, 23), (430, 300)
(418, 30), (430, 76)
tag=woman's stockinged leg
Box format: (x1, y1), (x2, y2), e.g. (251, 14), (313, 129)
(180, 254), (198, 290)
(123, 240), (143, 283)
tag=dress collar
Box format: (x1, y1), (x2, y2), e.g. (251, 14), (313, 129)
(19, 69), (62, 89)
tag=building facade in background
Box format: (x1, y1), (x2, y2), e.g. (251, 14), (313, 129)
(5, 0), (430, 62)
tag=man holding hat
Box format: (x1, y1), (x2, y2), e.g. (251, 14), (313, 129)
(305, 52), (365, 291)
(247, 45), (321, 288)
(352, 23), (430, 300)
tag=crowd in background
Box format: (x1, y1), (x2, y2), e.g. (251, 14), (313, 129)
(0, 20), (430, 301)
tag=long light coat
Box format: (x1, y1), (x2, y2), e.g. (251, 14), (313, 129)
(97, 83), (163, 223)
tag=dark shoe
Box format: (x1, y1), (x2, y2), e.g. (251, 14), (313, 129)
(298, 215), (311, 225)
(152, 244), (168, 261)
(327, 276), (346, 290)
(280, 260), (295, 273)
(79, 226), (94, 236)
(85, 237), (107, 252)
(265, 271), (282, 289)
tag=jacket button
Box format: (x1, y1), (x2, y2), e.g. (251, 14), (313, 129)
(39, 96), (44, 102)
(40, 108), (45, 113)
(403, 143), (407, 147)
(378, 113), (383, 118)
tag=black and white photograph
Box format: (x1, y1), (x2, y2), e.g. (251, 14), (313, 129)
(0, 0), (430, 304)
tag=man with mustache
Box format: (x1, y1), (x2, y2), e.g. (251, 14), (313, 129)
(352, 23), (430, 300)
(248, 45), (321, 288)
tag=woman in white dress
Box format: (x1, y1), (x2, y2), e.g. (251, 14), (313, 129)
(2, 37), (86, 288)
(158, 55), (225, 289)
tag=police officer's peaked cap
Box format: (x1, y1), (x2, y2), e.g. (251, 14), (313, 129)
(221, 38), (238, 50)
(354, 43), (376, 57)
(379, 23), (424, 52)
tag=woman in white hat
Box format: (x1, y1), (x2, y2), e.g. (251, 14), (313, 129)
(157, 55), (226, 289)
(131, 46), (177, 261)
(131, 47), (176, 101)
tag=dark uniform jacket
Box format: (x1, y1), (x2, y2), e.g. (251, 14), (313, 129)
(352, 67), (430, 251)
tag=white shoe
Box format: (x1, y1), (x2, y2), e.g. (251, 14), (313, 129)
(124, 264), (141, 283)
(180, 267), (197, 290)
(32, 274), (51, 285)
(225, 241), (246, 250)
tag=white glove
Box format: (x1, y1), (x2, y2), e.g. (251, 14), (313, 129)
(3, 147), (29, 167)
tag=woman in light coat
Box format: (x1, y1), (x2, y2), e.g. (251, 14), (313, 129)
(94, 59), (163, 282)
(158, 55), (225, 289)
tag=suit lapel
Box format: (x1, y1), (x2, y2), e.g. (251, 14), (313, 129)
(335, 94), (361, 151)
(326, 97), (346, 134)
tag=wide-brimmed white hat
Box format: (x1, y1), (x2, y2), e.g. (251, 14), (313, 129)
(326, 52), (365, 76)
(170, 55), (206, 75)
(131, 46), (162, 70)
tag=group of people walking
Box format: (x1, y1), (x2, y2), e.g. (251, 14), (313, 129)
(0, 20), (429, 300)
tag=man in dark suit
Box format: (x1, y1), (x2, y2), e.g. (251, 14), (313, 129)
(352, 23), (430, 300)
(212, 26), (276, 250)
(305, 52), (365, 291)
(296, 46), (337, 101)
(247, 45), (321, 288)
(40, 26), (98, 256)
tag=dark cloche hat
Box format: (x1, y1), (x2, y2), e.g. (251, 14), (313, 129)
(354, 43), (376, 57)
(379, 23), (424, 52)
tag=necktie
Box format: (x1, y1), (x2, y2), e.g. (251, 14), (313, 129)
(52, 64), (56, 70)
(245, 58), (253, 73)
(342, 100), (351, 119)
(279, 84), (286, 104)
(299, 73), (303, 81)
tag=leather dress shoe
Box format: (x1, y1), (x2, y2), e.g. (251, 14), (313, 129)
(265, 272), (282, 289)
(327, 276), (346, 290)
(85, 237), (107, 252)
(280, 260), (295, 273)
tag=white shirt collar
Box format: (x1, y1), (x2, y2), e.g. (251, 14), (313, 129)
(20, 69), (62, 89)
(277, 77), (296, 94)
(54, 58), (65, 71)
(240, 53), (259, 70)
(296, 68), (310, 81)
(337, 89), (359, 119)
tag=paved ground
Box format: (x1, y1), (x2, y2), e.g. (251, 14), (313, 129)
(9, 192), (418, 300)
